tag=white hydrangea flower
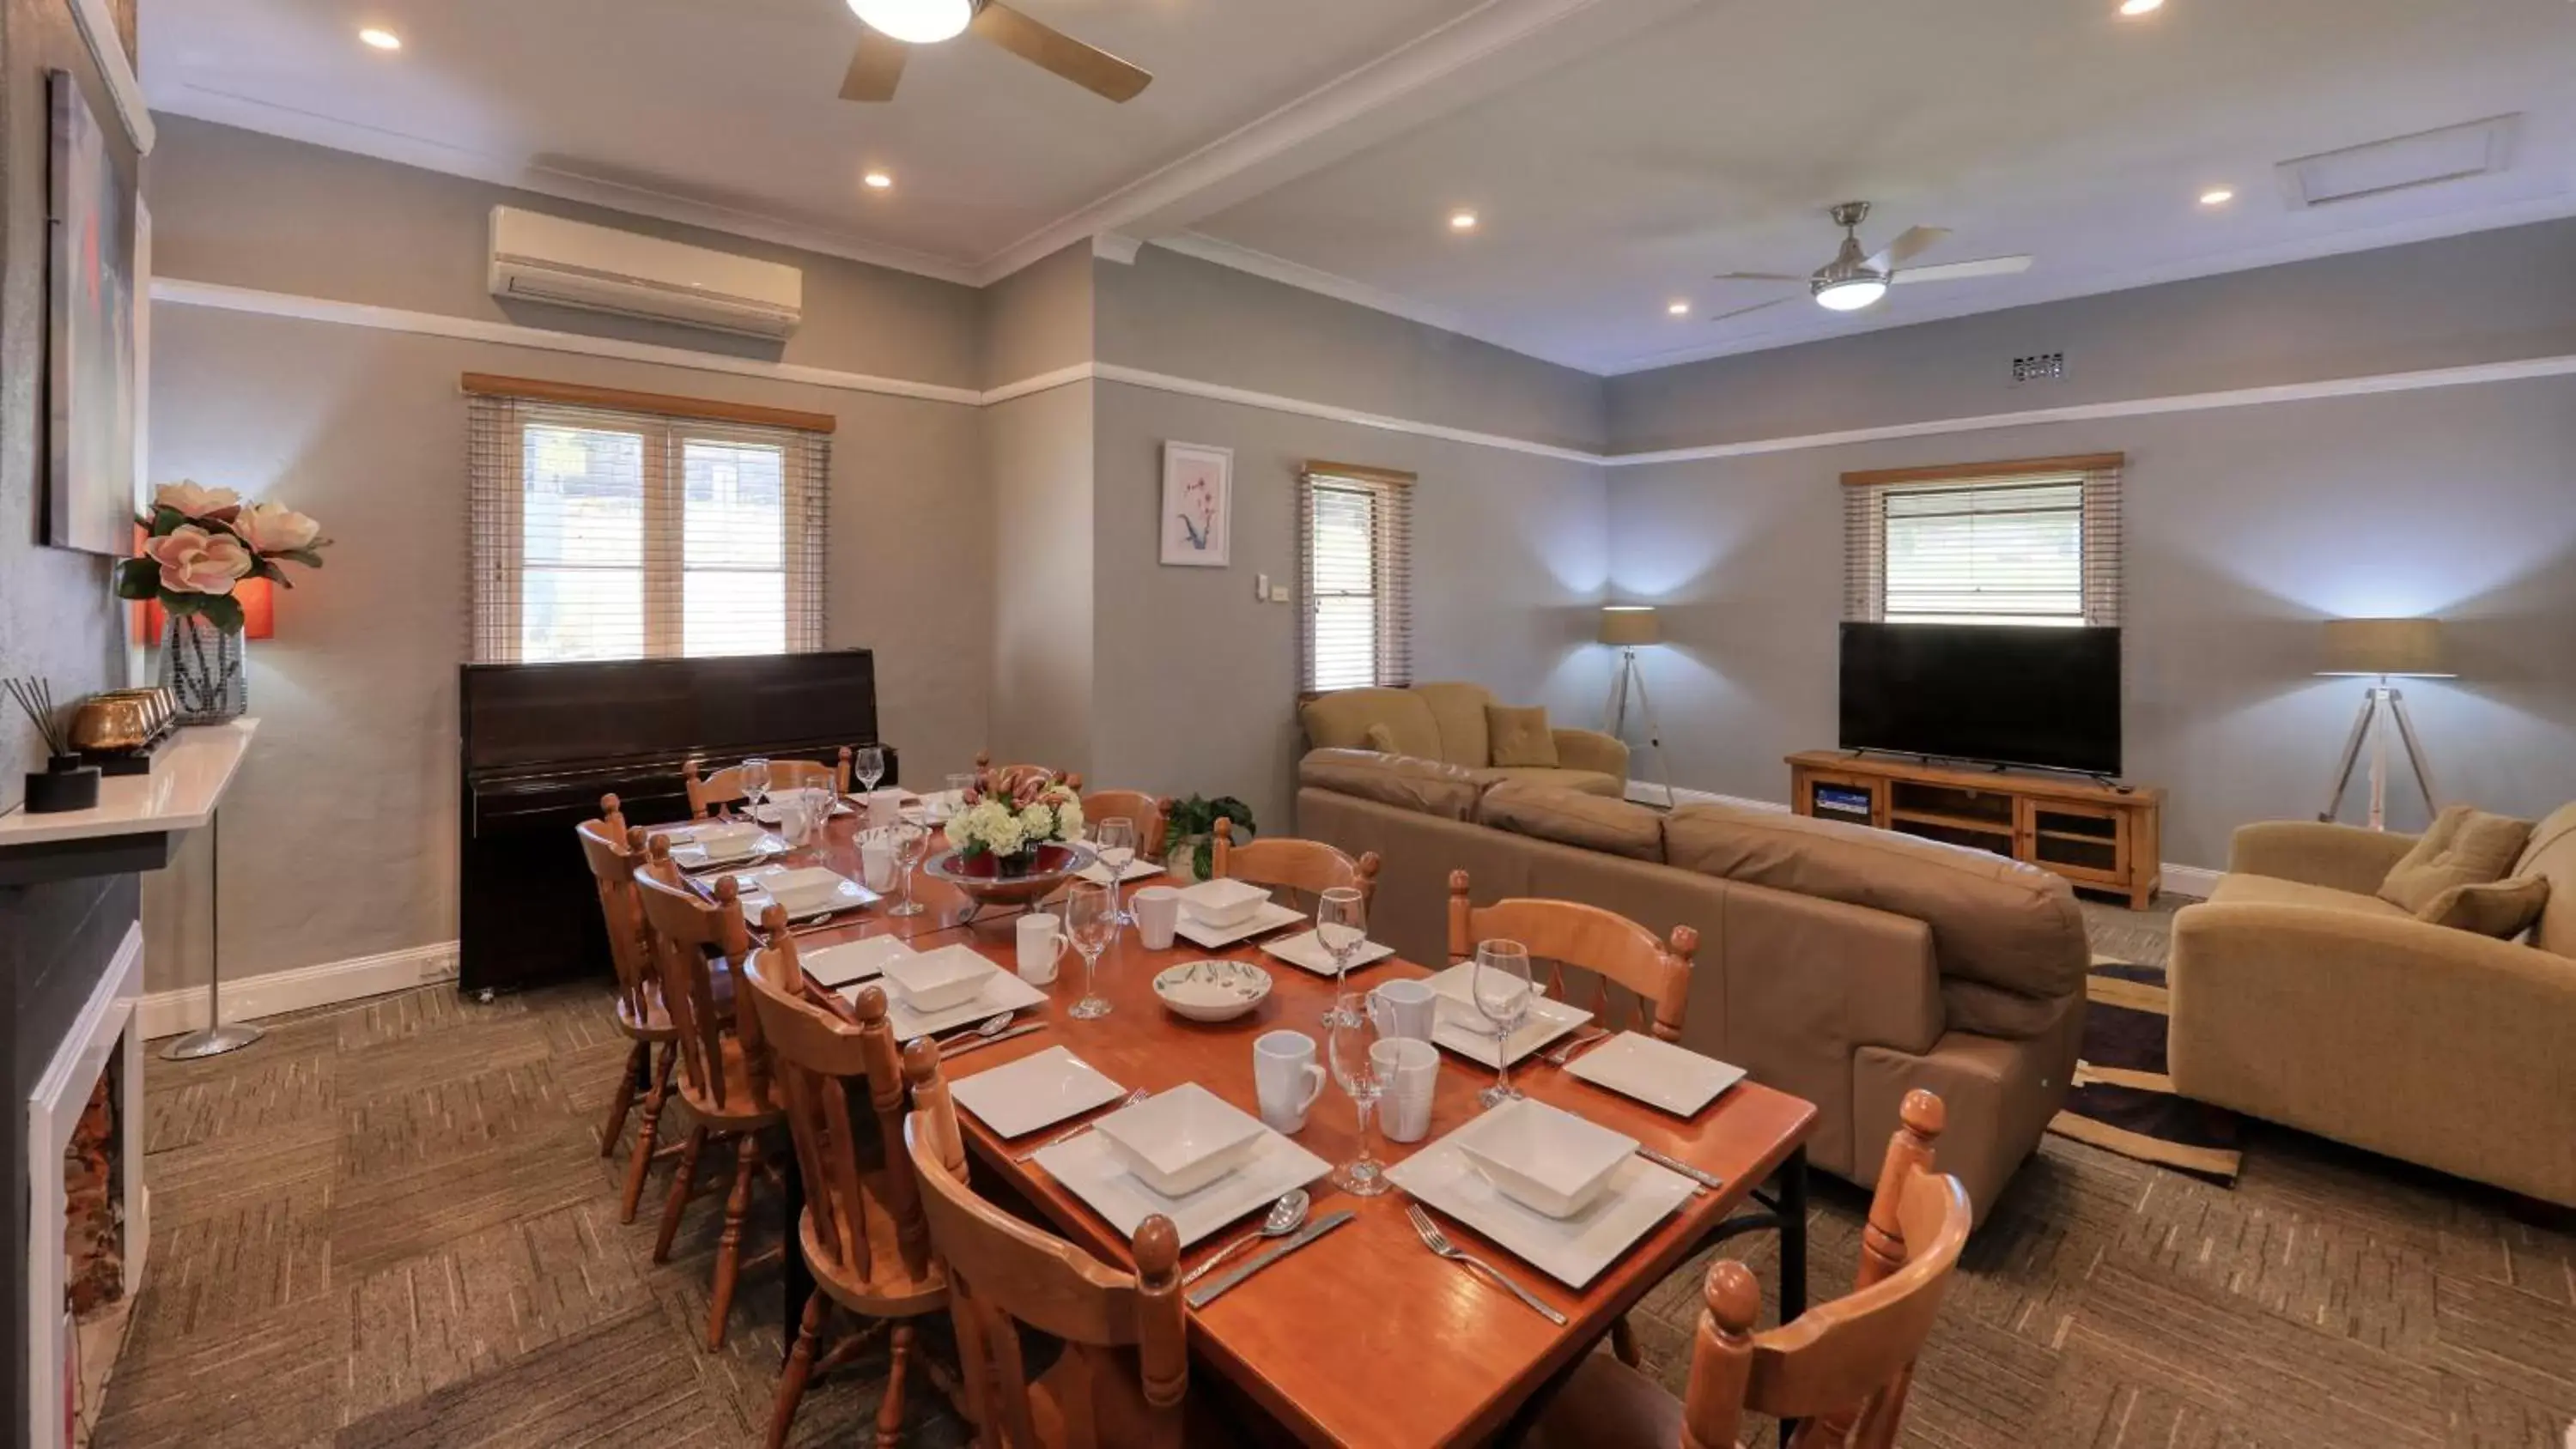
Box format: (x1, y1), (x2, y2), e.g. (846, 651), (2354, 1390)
(1020, 803), (1054, 837)
(1054, 795), (1084, 840)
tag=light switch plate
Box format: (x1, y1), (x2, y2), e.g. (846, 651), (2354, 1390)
(1255, 573), (1271, 599)
(1270, 582), (1293, 603)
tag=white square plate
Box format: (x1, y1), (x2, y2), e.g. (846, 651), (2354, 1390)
(801, 937), (914, 989)
(1260, 929), (1398, 978)
(1422, 962), (1590, 1068)
(1076, 857), (1164, 886)
(752, 798), (855, 822)
(1174, 899), (1307, 949)
(843, 957), (1049, 1039)
(1386, 1113), (1695, 1287)
(1091, 1083), (1269, 1197)
(1567, 1033), (1747, 1117)
(731, 865), (876, 919)
(948, 1046), (1127, 1138)
(1036, 1122), (1331, 1249)
(670, 828), (787, 870)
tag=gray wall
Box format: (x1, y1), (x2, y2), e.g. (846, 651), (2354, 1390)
(985, 381), (1097, 777)
(979, 240), (1093, 389)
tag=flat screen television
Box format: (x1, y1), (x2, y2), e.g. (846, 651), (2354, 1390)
(1838, 622), (2122, 776)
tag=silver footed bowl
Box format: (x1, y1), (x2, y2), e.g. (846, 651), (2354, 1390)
(921, 840), (1096, 910)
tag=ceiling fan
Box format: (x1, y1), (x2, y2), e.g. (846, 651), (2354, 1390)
(1706, 201), (2031, 322)
(837, 0), (1152, 104)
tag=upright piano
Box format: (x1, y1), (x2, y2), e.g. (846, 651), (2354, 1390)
(458, 649), (897, 995)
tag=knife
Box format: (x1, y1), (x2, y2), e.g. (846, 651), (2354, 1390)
(1637, 1145), (1724, 1191)
(1186, 1209), (1355, 1308)
(937, 1022), (1046, 1060)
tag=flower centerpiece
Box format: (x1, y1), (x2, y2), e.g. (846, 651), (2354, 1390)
(114, 481), (331, 723)
(943, 764), (1085, 876)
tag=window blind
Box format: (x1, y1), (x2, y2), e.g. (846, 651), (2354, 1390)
(1844, 458), (2121, 626)
(467, 390), (829, 664)
(1298, 464), (1414, 694)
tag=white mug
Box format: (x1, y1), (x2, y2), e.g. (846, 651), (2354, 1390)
(1133, 885), (1182, 951)
(859, 836), (896, 893)
(1367, 978), (1438, 1041)
(1373, 1037), (1440, 1143)
(1254, 1030), (1327, 1134)
(1016, 912), (1066, 985)
(863, 790), (903, 829)
(778, 789), (822, 847)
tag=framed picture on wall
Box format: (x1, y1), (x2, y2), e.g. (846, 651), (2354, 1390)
(46, 68), (138, 555)
(1159, 441), (1232, 567)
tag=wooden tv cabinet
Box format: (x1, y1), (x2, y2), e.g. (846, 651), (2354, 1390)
(1786, 750), (2163, 908)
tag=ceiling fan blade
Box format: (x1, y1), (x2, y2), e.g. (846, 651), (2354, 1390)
(1708, 297), (1795, 324)
(1866, 225), (1950, 273)
(971, 2), (1153, 102)
(1711, 270), (1806, 283)
(839, 28), (910, 102)
(1893, 254), (2034, 284)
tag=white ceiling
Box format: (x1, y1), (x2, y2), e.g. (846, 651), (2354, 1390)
(145, 0), (2576, 373)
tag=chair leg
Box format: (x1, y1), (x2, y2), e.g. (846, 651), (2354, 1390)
(599, 1040), (649, 1157)
(768, 1294), (828, 1449)
(654, 1123), (708, 1265)
(708, 1132), (761, 1350)
(619, 1046), (676, 1225)
(875, 1324), (914, 1449)
(1609, 1313), (1642, 1367)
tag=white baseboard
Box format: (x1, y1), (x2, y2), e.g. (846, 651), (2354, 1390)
(140, 941), (459, 1041)
(2158, 864), (2220, 900)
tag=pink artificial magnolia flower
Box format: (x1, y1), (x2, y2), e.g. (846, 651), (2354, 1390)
(153, 480), (241, 524)
(144, 525), (254, 595)
(233, 500), (322, 553)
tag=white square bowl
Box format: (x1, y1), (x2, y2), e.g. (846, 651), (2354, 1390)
(1178, 877), (1269, 927)
(1457, 1099), (1637, 1219)
(762, 868), (854, 915)
(880, 943), (999, 1013)
(688, 822), (765, 854)
(1092, 1082), (1268, 1197)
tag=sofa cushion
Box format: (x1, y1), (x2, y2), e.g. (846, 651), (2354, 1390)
(1362, 723), (1397, 753)
(2417, 876), (2552, 939)
(2208, 871), (2413, 919)
(1485, 706), (1559, 767)
(2378, 805), (2533, 915)
(1301, 688), (1443, 761)
(1413, 682), (1496, 767)
(2512, 803), (2576, 958)
(1492, 767), (1624, 797)
(1474, 780), (1663, 862)
(1663, 803), (2088, 1036)
(1297, 749), (1497, 821)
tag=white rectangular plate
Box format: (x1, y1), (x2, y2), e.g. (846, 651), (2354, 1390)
(1387, 1112), (1695, 1288)
(1260, 929), (1398, 978)
(1567, 1033), (1747, 1117)
(949, 1046), (1127, 1138)
(1035, 1123), (1330, 1249)
(732, 866), (878, 919)
(1175, 899), (1306, 949)
(801, 937), (914, 989)
(844, 956), (1050, 1039)
(1077, 857), (1164, 886)
(670, 834), (788, 870)
(753, 799), (855, 822)
(1423, 962), (1589, 1068)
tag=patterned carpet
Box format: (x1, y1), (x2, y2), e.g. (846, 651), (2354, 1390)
(95, 900), (2576, 1448)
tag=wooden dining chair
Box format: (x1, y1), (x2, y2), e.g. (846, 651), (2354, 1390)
(636, 838), (787, 1349)
(740, 908), (956, 1449)
(1079, 788), (1171, 862)
(1210, 817), (1380, 910)
(685, 748), (852, 819)
(1527, 1091), (1971, 1449)
(901, 1037), (1194, 1449)
(574, 797), (683, 1223)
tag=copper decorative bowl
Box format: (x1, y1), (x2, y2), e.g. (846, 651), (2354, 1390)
(921, 841), (1095, 912)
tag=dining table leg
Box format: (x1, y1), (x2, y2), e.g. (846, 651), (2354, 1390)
(1776, 1144), (1807, 1447)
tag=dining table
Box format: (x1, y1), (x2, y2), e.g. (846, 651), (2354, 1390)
(664, 797), (1818, 1447)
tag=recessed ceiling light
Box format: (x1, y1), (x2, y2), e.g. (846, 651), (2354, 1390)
(1449, 210), (1479, 232)
(2117, 0), (2163, 15)
(358, 26), (402, 49)
(862, 171), (894, 191)
(2199, 187), (2235, 206)
(1667, 300), (1692, 316)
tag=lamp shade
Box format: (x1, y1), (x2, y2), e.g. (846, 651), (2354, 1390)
(1598, 605), (1660, 647)
(2318, 617), (2448, 677)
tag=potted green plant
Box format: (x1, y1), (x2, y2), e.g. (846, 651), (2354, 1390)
(1163, 794), (1255, 882)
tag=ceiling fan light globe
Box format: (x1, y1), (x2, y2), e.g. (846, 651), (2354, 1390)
(1814, 277), (1887, 312)
(848, 0), (974, 44)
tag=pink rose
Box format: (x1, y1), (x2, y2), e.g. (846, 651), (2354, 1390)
(143, 525), (254, 595)
(234, 501), (322, 553)
(153, 480), (241, 523)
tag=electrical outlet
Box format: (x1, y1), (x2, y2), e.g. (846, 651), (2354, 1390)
(1269, 581), (1293, 603)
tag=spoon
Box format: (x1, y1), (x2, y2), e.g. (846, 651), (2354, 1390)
(933, 1012), (1015, 1048)
(1181, 1190), (1313, 1286)
(1016, 1088), (1151, 1162)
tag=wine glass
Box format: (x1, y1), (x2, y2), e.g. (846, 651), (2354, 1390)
(1094, 817), (1137, 923)
(853, 744), (885, 797)
(737, 756), (772, 822)
(1471, 938), (1536, 1108)
(1064, 881), (1118, 1020)
(887, 821), (930, 918)
(1315, 887), (1368, 1027)
(1326, 1004), (1391, 1197)
(941, 772), (975, 822)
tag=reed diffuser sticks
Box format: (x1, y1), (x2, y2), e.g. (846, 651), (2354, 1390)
(5, 675), (70, 757)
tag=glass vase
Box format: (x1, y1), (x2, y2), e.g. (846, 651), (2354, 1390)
(160, 612), (248, 724)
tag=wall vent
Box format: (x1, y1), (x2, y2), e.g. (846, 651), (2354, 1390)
(2277, 116), (2518, 209)
(2011, 353), (2066, 385)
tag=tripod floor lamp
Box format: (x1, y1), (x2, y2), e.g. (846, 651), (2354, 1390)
(2318, 616), (2450, 831)
(1599, 605), (1673, 806)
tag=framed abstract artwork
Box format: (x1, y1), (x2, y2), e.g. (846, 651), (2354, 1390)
(46, 69), (138, 555)
(1159, 441), (1232, 567)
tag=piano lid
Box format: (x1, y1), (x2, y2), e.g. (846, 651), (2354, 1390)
(461, 649), (880, 774)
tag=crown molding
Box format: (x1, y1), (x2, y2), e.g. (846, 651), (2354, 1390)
(1091, 233), (1145, 265)
(1090, 361), (1602, 462)
(70, 0), (155, 152)
(1147, 233), (1588, 371)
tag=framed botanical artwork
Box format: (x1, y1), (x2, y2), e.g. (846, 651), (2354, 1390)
(46, 69), (137, 555)
(1159, 441), (1232, 567)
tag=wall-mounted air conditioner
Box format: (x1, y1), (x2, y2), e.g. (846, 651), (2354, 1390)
(487, 206), (805, 339)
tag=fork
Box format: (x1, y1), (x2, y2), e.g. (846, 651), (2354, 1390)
(1541, 1028), (1610, 1067)
(1405, 1203), (1567, 1325)
(1014, 1088), (1150, 1163)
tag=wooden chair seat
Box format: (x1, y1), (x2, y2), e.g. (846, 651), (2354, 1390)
(1522, 1354), (1687, 1449)
(1024, 1355), (1242, 1449)
(799, 1170), (948, 1319)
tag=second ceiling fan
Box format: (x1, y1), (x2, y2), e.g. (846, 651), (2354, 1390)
(837, 0), (1152, 104)
(1707, 202), (2031, 322)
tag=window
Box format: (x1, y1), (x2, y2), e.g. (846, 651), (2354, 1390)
(1844, 454), (2122, 626)
(466, 379), (829, 664)
(1298, 462), (1414, 694)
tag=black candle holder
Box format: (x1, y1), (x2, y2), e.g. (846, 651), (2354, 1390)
(26, 755), (100, 813)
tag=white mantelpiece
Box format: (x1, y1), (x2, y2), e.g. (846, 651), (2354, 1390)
(0, 718), (258, 847)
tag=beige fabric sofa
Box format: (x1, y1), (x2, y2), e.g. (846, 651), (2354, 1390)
(2169, 809), (2576, 1206)
(1295, 750), (2089, 1219)
(1299, 682), (1629, 797)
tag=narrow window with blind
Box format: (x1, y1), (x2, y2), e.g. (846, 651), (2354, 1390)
(465, 379), (830, 664)
(1298, 463), (1414, 694)
(1844, 455), (2122, 627)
